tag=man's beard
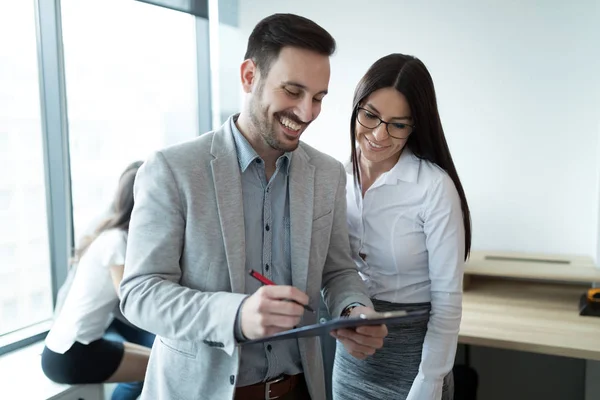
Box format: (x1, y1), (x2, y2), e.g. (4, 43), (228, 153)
(248, 85), (302, 153)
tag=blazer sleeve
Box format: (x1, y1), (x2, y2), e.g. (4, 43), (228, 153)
(321, 162), (373, 317)
(119, 151), (246, 356)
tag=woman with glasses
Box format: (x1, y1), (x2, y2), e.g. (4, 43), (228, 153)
(331, 54), (471, 400)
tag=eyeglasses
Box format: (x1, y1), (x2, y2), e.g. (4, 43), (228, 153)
(356, 107), (414, 140)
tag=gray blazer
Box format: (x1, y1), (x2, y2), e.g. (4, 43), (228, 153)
(120, 116), (372, 400)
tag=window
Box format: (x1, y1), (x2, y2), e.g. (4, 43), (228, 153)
(60, 0), (200, 239)
(0, 0), (212, 355)
(213, 0), (244, 126)
(0, 1), (54, 337)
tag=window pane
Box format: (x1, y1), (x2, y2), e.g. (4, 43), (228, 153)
(61, 0), (199, 239)
(214, 0), (244, 126)
(0, 2), (54, 336)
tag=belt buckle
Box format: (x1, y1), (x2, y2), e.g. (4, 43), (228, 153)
(264, 375), (285, 400)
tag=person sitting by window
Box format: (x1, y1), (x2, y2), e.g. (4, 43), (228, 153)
(42, 161), (154, 400)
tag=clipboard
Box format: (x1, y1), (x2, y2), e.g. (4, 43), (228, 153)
(242, 308), (430, 345)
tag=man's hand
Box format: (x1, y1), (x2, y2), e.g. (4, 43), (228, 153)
(331, 306), (388, 360)
(240, 285), (309, 340)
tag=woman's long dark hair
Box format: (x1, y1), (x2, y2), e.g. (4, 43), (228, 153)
(72, 161), (143, 263)
(350, 54), (471, 259)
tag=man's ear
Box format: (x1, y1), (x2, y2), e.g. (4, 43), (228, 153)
(240, 59), (259, 93)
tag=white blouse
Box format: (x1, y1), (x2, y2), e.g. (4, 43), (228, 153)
(45, 229), (127, 354)
(346, 148), (465, 400)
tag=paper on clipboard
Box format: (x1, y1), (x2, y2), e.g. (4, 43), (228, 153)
(241, 308), (430, 345)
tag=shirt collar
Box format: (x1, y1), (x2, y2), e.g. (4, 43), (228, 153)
(230, 116), (292, 174)
(346, 147), (421, 187)
(381, 147), (420, 184)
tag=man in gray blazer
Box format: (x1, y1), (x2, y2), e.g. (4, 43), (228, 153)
(120, 13), (386, 400)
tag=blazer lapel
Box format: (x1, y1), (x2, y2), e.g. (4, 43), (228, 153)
(210, 119), (245, 294)
(289, 147), (315, 293)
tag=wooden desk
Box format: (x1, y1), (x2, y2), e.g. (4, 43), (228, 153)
(464, 251), (600, 284)
(459, 276), (600, 360)
(455, 252), (600, 400)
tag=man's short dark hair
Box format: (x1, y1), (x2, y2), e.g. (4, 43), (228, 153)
(244, 13), (336, 75)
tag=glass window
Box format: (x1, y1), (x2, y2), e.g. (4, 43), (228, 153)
(0, 1), (54, 336)
(214, 0), (244, 126)
(61, 0), (200, 239)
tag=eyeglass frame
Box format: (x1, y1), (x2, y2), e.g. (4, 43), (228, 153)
(355, 107), (415, 140)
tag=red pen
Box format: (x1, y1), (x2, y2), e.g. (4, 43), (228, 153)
(249, 269), (315, 313)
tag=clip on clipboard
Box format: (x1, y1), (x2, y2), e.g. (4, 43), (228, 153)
(242, 308), (430, 345)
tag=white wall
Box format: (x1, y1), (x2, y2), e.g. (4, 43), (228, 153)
(239, 0), (600, 259)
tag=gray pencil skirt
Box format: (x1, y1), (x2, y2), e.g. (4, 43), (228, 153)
(331, 299), (453, 400)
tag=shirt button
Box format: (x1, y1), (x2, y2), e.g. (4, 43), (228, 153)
(267, 345), (272, 352)
(265, 264), (269, 271)
(265, 224), (270, 231)
(230, 375), (235, 385)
